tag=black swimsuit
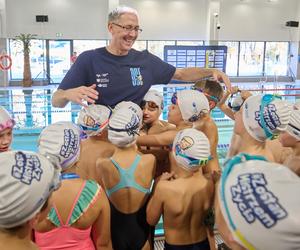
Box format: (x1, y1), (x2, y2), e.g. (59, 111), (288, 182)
(110, 201), (150, 250)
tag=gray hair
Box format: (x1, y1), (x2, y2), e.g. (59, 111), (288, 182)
(108, 6), (139, 23)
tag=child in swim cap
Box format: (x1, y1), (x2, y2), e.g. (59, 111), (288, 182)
(215, 153), (300, 250)
(0, 107), (15, 152)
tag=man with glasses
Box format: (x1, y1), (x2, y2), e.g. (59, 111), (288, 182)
(52, 6), (231, 108)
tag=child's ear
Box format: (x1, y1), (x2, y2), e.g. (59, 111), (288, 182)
(209, 100), (216, 110)
(29, 213), (40, 228)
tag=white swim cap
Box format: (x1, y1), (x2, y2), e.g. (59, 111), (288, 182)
(242, 94), (291, 141)
(0, 151), (60, 228)
(109, 102), (142, 147)
(286, 109), (300, 141)
(0, 107), (15, 132)
(228, 94), (244, 112)
(38, 121), (81, 170)
(77, 104), (112, 137)
(172, 128), (211, 171)
(143, 89), (164, 110)
(114, 101), (143, 122)
(175, 89), (209, 122)
(219, 153), (300, 250)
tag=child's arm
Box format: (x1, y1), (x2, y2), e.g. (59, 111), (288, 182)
(202, 122), (220, 174)
(146, 182), (165, 226)
(217, 86), (239, 120)
(206, 178), (217, 250)
(137, 130), (177, 147)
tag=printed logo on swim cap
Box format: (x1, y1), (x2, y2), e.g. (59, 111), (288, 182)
(175, 135), (194, 153)
(11, 151), (43, 185)
(128, 105), (139, 115)
(60, 129), (79, 159)
(125, 114), (140, 136)
(230, 173), (288, 228)
(83, 114), (96, 127)
(188, 102), (201, 122)
(255, 104), (281, 131)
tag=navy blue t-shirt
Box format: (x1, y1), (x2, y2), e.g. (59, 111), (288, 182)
(59, 47), (176, 107)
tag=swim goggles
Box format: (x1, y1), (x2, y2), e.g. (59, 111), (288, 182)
(79, 108), (112, 132)
(191, 86), (220, 104)
(108, 118), (140, 136)
(174, 145), (212, 166)
(0, 119), (15, 131)
(228, 92), (244, 112)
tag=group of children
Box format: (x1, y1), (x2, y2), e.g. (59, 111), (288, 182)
(0, 79), (300, 250)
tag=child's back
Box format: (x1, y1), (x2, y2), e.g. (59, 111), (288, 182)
(158, 171), (213, 244)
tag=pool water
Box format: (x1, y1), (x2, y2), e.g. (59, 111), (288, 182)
(11, 127), (233, 155)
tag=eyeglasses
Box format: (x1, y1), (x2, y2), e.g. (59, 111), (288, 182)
(112, 23), (143, 33)
(259, 94), (282, 140)
(0, 119), (15, 131)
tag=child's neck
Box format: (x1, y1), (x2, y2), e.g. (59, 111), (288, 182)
(0, 224), (36, 249)
(174, 164), (202, 178)
(239, 132), (267, 155)
(115, 144), (137, 154)
(89, 130), (109, 141)
(292, 144), (300, 156)
(176, 121), (192, 130)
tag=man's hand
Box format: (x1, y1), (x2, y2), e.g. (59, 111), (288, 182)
(65, 84), (99, 107)
(211, 69), (232, 91)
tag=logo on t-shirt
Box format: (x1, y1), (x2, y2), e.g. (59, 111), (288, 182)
(230, 172), (287, 228)
(96, 73), (109, 88)
(130, 68), (143, 86)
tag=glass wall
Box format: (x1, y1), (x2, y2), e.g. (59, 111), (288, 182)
(9, 39), (46, 80)
(148, 41), (176, 59)
(218, 41), (238, 76)
(8, 39), (290, 84)
(49, 40), (71, 84)
(265, 42), (288, 76)
(73, 40), (107, 55)
(239, 42), (264, 76)
(132, 40), (147, 51)
(176, 41), (204, 46)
